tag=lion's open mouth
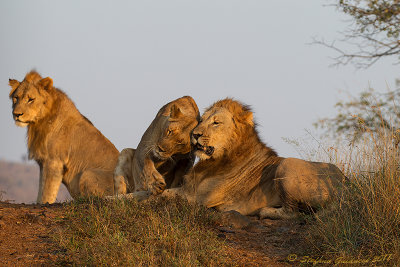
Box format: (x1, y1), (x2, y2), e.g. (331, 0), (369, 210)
(195, 143), (215, 156)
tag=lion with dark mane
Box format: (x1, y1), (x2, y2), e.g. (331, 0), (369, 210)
(113, 96), (199, 196)
(9, 71), (119, 204)
(123, 98), (345, 219)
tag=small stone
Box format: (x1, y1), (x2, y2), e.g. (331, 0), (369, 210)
(218, 227), (235, 233)
(243, 222), (266, 233)
(218, 210), (252, 229)
(277, 226), (290, 233)
(41, 253), (50, 258)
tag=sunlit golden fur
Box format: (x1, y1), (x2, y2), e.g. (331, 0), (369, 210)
(114, 96), (200, 195)
(118, 98), (346, 219)
(184, 98), (346, 218)
(9, 71), (119, 204)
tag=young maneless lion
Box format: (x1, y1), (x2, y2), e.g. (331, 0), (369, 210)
(9, 71), (119, 204)
(121, 98), (346, 219)
(113, 96), (200, 196)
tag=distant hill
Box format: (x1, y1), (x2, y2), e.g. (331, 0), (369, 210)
(0, 160), (71, 203)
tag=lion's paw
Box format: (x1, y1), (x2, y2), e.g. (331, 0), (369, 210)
(149, 179), (166, 195)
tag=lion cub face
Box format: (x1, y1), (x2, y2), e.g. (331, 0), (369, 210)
(192, 107), (236, 160)
(9, 73), (54, 127)
(154, 104), (199, 160)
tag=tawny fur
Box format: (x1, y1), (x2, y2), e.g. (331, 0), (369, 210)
(9, 71), (119, 204)
(114, 96), (200, 195)
(117, 98), (346, 219)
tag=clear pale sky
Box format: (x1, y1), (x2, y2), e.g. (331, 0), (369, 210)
(0, 0), (398, 162)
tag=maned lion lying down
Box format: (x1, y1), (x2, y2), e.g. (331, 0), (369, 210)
(119, 98), (346, 219)
(9, 71), (119, 204)
(114, 96), (200, 195)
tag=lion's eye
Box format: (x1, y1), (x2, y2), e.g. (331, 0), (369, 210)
(167, 129), (173, 136)
(213, 121), (220, 125)
(28, 97), (35, 103)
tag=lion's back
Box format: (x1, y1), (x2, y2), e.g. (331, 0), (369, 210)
(276, 158), (346, 206)
(63, 111), (119, 171)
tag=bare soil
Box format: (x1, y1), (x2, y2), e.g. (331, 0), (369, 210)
(0, 202), (71, 266)
(0, 201), (309, 266)
(220, 215), (306, 266)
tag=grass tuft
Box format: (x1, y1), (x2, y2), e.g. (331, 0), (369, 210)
(305, 123), (400, 264)
(56, 196), (234, 266)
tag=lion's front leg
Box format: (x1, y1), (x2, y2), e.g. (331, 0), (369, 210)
(143, 157), (166, 195)
(114, 148), (136, 195)
(37, 160), (64, 204)
(105, 187), (188, 203)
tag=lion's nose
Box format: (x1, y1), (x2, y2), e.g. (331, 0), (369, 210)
(192, 133), (202, 140)
(13, 112), (23, 118)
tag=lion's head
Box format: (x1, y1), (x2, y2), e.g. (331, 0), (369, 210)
(9, 71), (54, 127)
(153, 96), (200, 160)
(192, 98), (255, 160)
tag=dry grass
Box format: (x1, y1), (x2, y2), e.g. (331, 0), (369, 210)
(55, 196), (235, 266)
(305, 122), (400, 265)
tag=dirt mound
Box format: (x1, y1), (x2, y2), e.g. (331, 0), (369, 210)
(0, 201), (309, 266)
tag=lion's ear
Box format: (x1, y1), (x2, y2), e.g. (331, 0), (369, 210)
(170, 104), (183, 119)
(9, 79), (20, 97)
(241, 111), (254, 127)
(37, 77), (53, 91)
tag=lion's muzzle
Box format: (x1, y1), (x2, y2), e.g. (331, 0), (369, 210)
(195, 143), (215, 156)
(13, 111), (24, 121)
(192, 132), (215, 156)
(12, 111), (29, 127)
